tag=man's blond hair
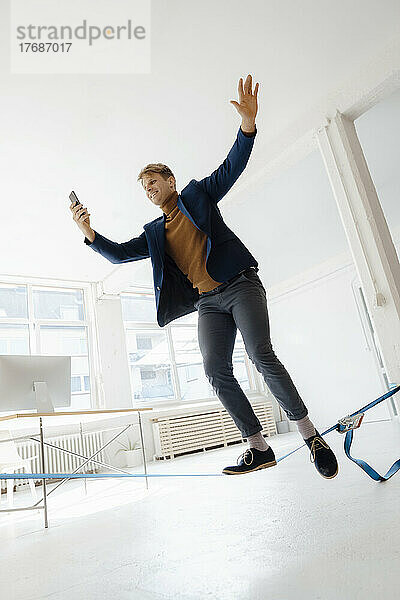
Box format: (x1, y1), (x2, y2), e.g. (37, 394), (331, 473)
(137, 163), (175, 185)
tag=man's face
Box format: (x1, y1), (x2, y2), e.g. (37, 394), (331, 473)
(141, 172), (175, 206)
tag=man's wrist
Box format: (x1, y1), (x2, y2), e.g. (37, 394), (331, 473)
(85, 229), (95, 244)
(241, 119), (256, 134)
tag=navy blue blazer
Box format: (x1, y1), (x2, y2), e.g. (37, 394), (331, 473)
(85, 126), (258, 327)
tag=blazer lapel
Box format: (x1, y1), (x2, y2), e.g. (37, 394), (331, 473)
(145, 217), (165, 263)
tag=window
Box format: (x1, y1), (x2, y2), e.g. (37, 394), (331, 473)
(0, 323), (30, 354)
(0, 283), (91, 411)
(141, 368), (157, 380)
(83, 375), (90, 391)
(137, 335), (153, 350)
(71, 376), (81, 393)
(122, 291), (254, 405)
(0, 284), (28, 318)
(170, 325), (213, 401)
(39, 325), (88, 355)
(71, 374), (91, 394)
(33, 288), (84, 320)
(121, 293), (156, 322)
(125, 325), (174, 401)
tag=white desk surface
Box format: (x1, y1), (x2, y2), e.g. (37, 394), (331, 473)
(0, 407), (152, 422)
(0, 408), (153, 435)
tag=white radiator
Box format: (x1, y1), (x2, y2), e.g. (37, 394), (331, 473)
(152, 398), (277, 460)
(1, 430), (105, 491)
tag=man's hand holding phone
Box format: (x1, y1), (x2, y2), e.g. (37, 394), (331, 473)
(69, 191), (95, 243)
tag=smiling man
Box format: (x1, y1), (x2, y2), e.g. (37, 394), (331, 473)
(71, 74), (338, 478)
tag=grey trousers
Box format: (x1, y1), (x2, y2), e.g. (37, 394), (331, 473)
(194, 268), (308, 438)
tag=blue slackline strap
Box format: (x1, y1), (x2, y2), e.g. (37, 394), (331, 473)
(340, 385), (400, 481)
(0, 473), (223, 479)
(277, 385), (400, 482)
(343, 428), (400, 482)
(347, 385), (400, 417)
(1, 386), (399, 483)
(276, 420), (338, 464)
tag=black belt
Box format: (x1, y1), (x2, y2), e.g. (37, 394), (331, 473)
(199, 266), (258, 297)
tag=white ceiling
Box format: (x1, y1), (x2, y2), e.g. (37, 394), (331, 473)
(0, 0), (400, 286)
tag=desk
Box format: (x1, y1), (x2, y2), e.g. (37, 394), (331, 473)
(0, 408), (152, 528)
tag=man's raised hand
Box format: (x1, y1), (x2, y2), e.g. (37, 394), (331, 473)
(230, 74), (259, 133)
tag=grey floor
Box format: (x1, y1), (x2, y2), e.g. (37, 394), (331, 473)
(1, 420), (400, 600)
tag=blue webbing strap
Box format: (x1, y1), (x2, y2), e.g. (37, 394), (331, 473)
(276, 421), (338, 464)
(341, 385), (400, 481)
(1, 386), (399, 483)
(277, 385), (400, 482)
(0, 473), (223, 479)
(346, 385), (400, 418)
(343, 428), (400, 482)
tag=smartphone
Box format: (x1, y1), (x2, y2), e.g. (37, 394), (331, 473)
(69, 190), (79, 208)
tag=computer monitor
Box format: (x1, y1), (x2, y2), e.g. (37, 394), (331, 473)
(0, 355), (71, 412)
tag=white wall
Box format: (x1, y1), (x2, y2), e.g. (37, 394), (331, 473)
(267, 264), (390, 429)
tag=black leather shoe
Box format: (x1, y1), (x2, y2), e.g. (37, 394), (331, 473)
(305, 431), (338, 479)
(222, 446), (277, 475)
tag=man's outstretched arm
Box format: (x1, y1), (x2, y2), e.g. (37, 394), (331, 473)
(70, 201), (150, 264)
(195, 74), (259, 203)
(84, 230), (150, 264)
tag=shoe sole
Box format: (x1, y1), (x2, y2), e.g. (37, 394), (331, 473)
(222, 460), (277, 475)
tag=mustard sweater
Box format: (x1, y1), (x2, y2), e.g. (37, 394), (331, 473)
(160, 191), (222, 293)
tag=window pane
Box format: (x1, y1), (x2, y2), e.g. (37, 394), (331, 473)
(0, 285), (27, 318)
(71, 376), (81, 393)
(69, 392), (90, 410)
(33, 288), (84, 320)
(233, 333), (250, 390)
(125, 328), (173, 401)
(70, 357), (91, 409)
(172, 327), (250, 400)
(176, 363), (213, 401)
(174, 311), (198, 325)
(171, 326), (213, 401)
(72, 357), (90, 387)
(39, 325), (88, 355)
(121, 293), (157, 323)
(69, 359), (90, 393)
(0, 324), (30, 355)
(137, 335), (153, 350)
